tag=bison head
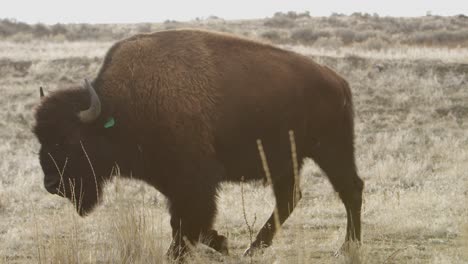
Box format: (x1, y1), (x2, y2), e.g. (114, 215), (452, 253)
(34, 80), (118, 216)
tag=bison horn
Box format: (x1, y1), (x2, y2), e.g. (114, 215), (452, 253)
(78, 79), (101, 123)
(39, 87), (45, 98)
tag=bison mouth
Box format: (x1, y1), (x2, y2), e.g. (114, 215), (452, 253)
(69, 186), (100, 217)
(75, 196), (97, 217)
(44, 174), (62, 195)
(44, 179), (60, 194)
(43, 173), (100, 217)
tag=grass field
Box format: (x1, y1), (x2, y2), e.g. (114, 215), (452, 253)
(0, 14), (467, 263)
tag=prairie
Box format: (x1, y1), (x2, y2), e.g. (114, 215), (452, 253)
(0, 13), (467, 263)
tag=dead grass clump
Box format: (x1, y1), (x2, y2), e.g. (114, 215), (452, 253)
(33, 167), (168, 263)
(8, 32), (35, 43)
(33, 206), (87, 264)
(107, 203), (166, 263)
(32, 198), (167, 264)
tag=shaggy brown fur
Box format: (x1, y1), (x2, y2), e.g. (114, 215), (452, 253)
(34, 29), (363, 259)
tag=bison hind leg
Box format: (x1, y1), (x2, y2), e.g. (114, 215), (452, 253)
(244, 160), (303, 256)
(309, 138), (364, 246)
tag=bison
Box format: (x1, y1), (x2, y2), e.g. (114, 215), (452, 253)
(33, 29), (364, 259)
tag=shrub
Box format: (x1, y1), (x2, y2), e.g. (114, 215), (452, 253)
(291, 28), (331, 44)
(163, 20), (181, 30)
(0, 19), (31, 37)
(407, 29), (468, 46)
(334, 29), (356, 45)
(136, 23), (152, 33)
(32, 23), (50, 38)
(66, 24), (120, 41)
(350, 30), (378, 43)
(50, 24), (68, 35)
(273, 11), (310, 19)
(261, 30), (283, 43)
(264, 16), (295, 28)
(313, 36), (344, 49)
(357, 37), (389, 51)
(325, 16), (348, 28)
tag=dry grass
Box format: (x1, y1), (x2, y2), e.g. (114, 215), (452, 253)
(1, 15), (468, 263)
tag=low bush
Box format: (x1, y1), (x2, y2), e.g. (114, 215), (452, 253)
(291, 28), (331, 44)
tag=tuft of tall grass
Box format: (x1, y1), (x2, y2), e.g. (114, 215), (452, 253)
(33, 173), (169, 263)
(106, 201), (166, 263)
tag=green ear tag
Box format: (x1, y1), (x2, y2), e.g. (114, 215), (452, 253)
(104, 117), (115, 128)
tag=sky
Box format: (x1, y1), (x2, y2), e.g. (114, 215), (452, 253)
(1, 0), (467, 24)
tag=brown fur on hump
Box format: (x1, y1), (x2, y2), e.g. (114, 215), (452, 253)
(94, 30), (222, 152)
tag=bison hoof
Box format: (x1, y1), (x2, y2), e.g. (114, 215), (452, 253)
(243, 246), (255, 257)
(205, 230), (229, 255)
(334, 240), (361, 257)
(243, 246), (263, 257)
(243, 242), (268, 257)
(213, 234), (229, 255)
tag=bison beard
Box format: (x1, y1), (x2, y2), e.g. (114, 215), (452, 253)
(33, 29), (364, 260)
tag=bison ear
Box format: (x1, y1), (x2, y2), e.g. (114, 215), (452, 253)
(39, 87), (45, 98)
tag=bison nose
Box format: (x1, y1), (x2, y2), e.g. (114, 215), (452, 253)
(44, 178), (60, 194)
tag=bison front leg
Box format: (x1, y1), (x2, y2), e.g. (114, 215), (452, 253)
(167, 181), (226, 260)
(244, 174), (301, 255)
